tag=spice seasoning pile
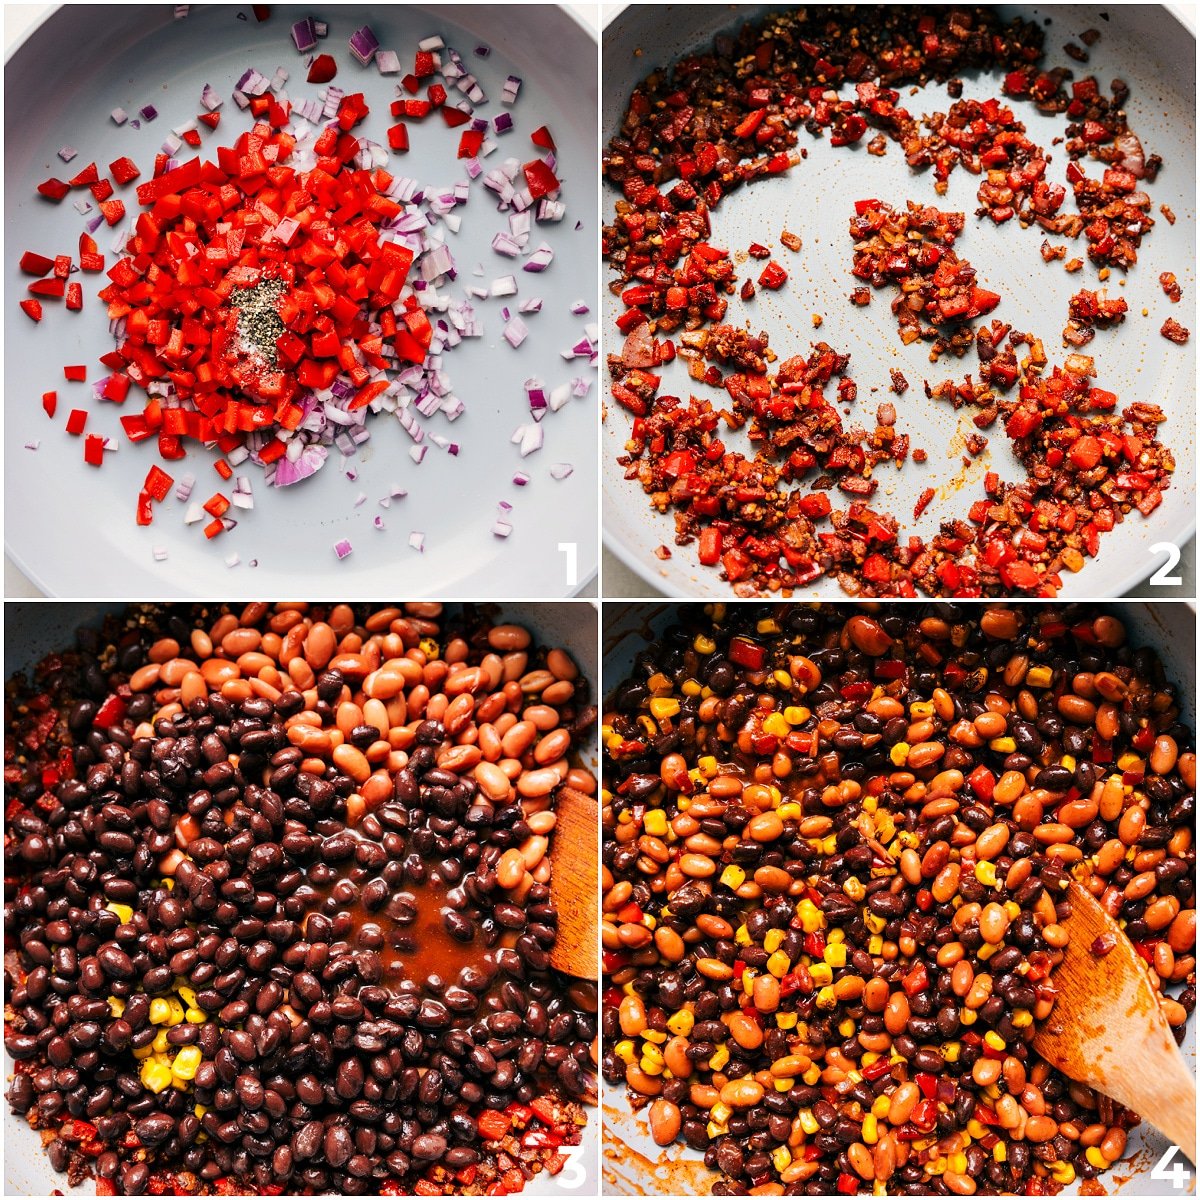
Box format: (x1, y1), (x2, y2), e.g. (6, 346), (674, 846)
(602, 603), (1195, 1194)
(4, 603), (597, 1195)
(603, 6), (1186, 597)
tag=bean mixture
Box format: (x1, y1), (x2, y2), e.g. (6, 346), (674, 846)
(604, 7), (1181, 598)
(4, 603), (597, 1196)
(601, 604), (1195, 1195)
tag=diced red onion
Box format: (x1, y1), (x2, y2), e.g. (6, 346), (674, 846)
(57, 145), (77, 162)
(502, 75), (522, 103)
(550, 463), (573, 480)
(523, 242), (554, 272)
(74, 199), (93, 214)
(513, 471), (530, 486)
(410, 445), (427, 464)
(174, 5), (189, 18)
(175, 473), (195, 502)
(492, 519), (513, 538)
(409, 530), (425, 551)
(376, 49), (401, 74)
(504, 316), (529, 348)
(153, 545), (168, 561)
(519, 297), (542, 314)
(24, 441), (40, 451)
(418, 35), (444, 51)
(349, 25), (380, 65)
(493, 112), (514, 134)
(492, 275), (517, 296)
(225, 551), (241, 567)
(314, 20), (328, 37)
(537, 198), (565, 222)
(270, 67), (289, 92)
(354, 492), (367, 507)
(291, 17), (317, 52)
(139, 104), (158, 121)
(492, 232), (521, 258)
(130, 119), (141, 130)
(184, 502), (204, 525)
(549, 383), (571, 412)
(374, 515), (386, 529)
(570, 300), (589, 315)
(111, 108), (128, 125)
(333, 539), (353, 560)
(475, 44), (491, 57)
(518, 423), (543, 456)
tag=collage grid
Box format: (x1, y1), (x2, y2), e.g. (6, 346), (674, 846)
(1, 4), (1196, 1199)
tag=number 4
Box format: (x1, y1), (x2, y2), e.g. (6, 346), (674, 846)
(1152, 1145), (1192, 1189)
(1149, 542), (1182, 585)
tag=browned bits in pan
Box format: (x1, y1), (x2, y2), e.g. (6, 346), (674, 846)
(602, 603), (1194, 1195)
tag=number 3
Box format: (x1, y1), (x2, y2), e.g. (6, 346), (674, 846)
(554, 1144), (587, 1188)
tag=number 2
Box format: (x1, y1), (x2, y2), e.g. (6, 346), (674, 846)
(1149, 542), (1182, 586)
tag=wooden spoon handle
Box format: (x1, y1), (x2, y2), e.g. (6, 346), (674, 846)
(547, 786), (598, 979)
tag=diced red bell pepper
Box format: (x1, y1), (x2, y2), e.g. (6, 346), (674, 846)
(65, 283), (83, 310)
(98, 199), (126, 226)
(65, 409), (88, 435)
(307, 54), (337, 84)
(83, 434), (105, 466)
(387, 123), (410, 152)
(530, 124), (556, 150)
(728, 636), (766, 671)
(523, 158), (560, 199)
(758, 261), (787, 289)
(42, 391), (57, 418)
(19, 251), (55, 275)
(19, 298), (43, 322)
(144, 465), (174, 502)
(37, 178), (70, 201)
(109, 156), (141, 185)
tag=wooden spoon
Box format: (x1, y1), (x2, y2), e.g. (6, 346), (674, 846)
(548, 786), (598, 978)
(1032, 880), (1195, 1163)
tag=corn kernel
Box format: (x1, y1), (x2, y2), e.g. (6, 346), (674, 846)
(107, 996), (126, 1018)
(983, 1030), (1006, 1052)
(909, 701), (934, 718)
(771, 1146), (792, 1171)
(961, 1008), (977, 1026)
(1026, 665), (1053, 687)
(171, 1046), (201, 1081)
(647, 673), (673, 695)
(775, 1012), (797, 1030)
(641, 1042), (664, 1066)
(762, 712), (789, 738)
(988, 736), (1017, 753)
(949, 1153), (968, 1174)
(943, 1042), (961, 1064)
(709, 1045), (730, 1071)
(193, 1104), (208, 1119)
(809, 962), (833, 987)
(721, 865), (747, 890)
(185, 1008), (206, 1024)
(176, 985), (198, 1009)
(643, 809), (668, 837)
(767, 951), (791, 978)
(799, 1109), (819, 1135)
(839, 1020), (856, 1040)
(1011, 1009), (1033, 1028)
(774, 1077), (794, 1092)
(149, 997), (172, 1025)
(762, 928), (785, 954)
(419, 637), (440, 659)
(164, 997), (185, 1026)
(642, 1028), (667, 1045)
(152, 1030), (170, 1053)
(106, 902), (134, 925)
(707, 1120), (728, 1139)
(667, 1009), (694, 1036)
(890, 742), (910, 766)
(777, 802), (802, 821)
(815, 986), (837, 1010)
(638, 716), (658, 739)
(694, 635), (716, 655)
(1117, 752), (1143, 772)
(796, 900), (823, 933)
(977, 942), (998, 961)
(133, 1043), (154, 1060)
(639, 1056), (664, 1076)
(783, 707), (810, 726)
(1050, 1163), (1076, 1185)
(975, 861), (998, 887)
(861, 1114), (879, 1145)
(734, 922), (752, 946)
(824, 943), (847, 968)
(681, 679), (702, 697)
(993, 1142), (1007, 1163)
(650, 698), (680, 721)
(1003, 901), (1020, 920)
(1060, 754), (1076, 772)
(868, 934), (884, 955)
(140, 1059), (174, 1093)
(1085, 1147), (1111, 1170)
(865, 913), (886, 935)
(614, 1040), (636, 1064)
(966, 1120), (987, 1140)
(698, 755), (718, 777)
(802, 1064), (821, 1086)
(710, 1102), (732, 1125)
